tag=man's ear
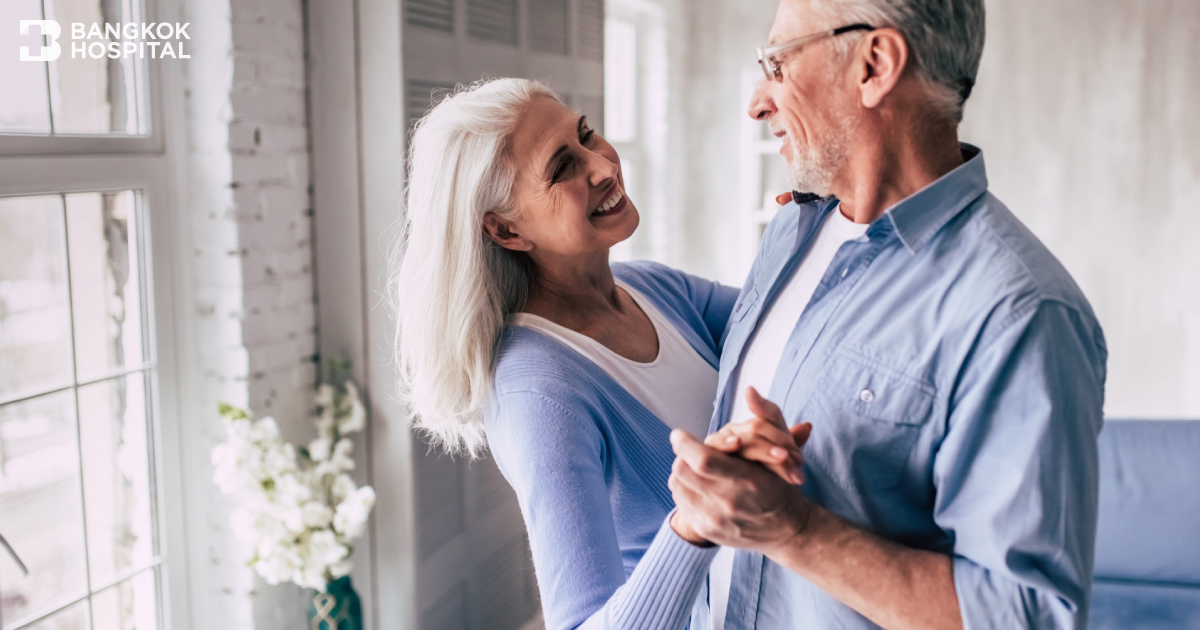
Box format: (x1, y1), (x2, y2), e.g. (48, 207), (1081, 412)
(855, 28), (908, 110)
(482, 212), (533, 252)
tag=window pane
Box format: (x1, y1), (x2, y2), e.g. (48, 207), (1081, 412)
(90, 569), (157, 630)
(66, 191), (145, 381)
(0, 391), (87, 628)
(16, 600), (89, 630)
(0, 195), (73, 402)
(79, 373), (154, 587)
(46, 0), (147, 134)
(603, 16), (637, 143)
(0, 0), (53, 133)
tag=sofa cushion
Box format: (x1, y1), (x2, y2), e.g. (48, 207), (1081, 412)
(1094, 420), (1200, 584)
(1089, 579), (1200, 630)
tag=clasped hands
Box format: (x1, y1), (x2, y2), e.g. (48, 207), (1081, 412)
(668, 387), (814, 553)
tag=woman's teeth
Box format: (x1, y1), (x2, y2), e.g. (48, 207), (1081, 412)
(592, 189), (624, 216)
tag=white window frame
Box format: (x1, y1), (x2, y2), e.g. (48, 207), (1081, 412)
(605, 0), (669, 263)
(0, 0), (192, 626)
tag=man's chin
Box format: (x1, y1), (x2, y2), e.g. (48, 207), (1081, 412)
(785, 153), (836, 196)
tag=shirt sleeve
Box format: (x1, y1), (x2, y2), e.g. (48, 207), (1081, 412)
(932, 300), (1107, 629)
(488, 390), (719, 630)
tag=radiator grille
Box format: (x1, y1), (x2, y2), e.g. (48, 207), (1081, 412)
(405, 0), (455, 33)
(577, 0), (604, 62)
(468, 0), (519, 45)
(528, 0), (570, 55)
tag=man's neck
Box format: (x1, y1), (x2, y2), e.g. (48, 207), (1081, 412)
(832, 122), (964, 224)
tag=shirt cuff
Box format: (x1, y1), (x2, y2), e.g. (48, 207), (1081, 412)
(952, 555), (1079, 630)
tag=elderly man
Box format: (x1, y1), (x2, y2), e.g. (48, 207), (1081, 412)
(665, 0), (1108, 628)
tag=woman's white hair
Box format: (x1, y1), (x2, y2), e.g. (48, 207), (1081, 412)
(391, 77), (561, 456)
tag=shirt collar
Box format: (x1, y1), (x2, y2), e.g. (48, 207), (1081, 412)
(884, 143), (988, 253)
(788, 144), (988, 254)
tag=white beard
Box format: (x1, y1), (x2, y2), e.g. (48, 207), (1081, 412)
(782, 110), (857, 197)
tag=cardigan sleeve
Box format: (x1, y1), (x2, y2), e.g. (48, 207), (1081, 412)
(678, 272), (739, 350)
(488, 389), (718, 630)
(619, 260), (739, 350)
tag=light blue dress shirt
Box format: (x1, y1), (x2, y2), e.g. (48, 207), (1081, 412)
(710, 145), (1108, 629)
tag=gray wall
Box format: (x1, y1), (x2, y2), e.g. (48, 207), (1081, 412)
(671, 0), (1200, 419)
(960, 0), (1200, 418)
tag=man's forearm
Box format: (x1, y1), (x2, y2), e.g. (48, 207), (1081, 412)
(765, 505), (963, 630)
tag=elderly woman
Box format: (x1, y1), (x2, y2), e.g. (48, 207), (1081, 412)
(393, 78), (802, 630)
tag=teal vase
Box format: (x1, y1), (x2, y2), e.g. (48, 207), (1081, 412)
(307, 576), (363, 630)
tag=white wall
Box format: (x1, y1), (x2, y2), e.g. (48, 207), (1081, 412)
(176, 0), (318, 624)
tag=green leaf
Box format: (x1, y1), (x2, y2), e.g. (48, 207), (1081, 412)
(325, 358), (352, 386)
(218, 402), (250, 421)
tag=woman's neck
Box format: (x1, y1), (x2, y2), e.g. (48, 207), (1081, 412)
(522, 253), (623, 324)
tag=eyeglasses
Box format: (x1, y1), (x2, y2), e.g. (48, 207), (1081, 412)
(756, 23), (875, 81)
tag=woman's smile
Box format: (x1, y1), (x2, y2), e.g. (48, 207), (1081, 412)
(590, 185), (628, 220)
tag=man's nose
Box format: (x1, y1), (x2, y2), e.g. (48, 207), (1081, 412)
(747, 78), (776, 121)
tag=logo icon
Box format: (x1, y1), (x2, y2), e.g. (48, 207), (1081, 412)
(20, 20), (61, 61)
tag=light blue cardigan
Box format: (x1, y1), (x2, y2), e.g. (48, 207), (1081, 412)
(485, 261), (739, 630)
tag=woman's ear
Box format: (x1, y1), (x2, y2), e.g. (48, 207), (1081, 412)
(482, 212), (533, 252)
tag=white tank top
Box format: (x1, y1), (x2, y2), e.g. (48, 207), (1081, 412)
(510, 281), (716, 438)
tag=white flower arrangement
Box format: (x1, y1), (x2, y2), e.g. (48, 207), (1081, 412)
(212, 373), (376, 591)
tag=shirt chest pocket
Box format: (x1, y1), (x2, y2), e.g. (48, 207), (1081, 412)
(802, 349), (935, 492)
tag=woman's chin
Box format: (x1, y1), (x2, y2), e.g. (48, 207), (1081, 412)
(606, 205), (639, 244)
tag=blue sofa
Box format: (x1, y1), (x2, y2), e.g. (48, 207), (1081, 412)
(1090, 420), (1200, 629)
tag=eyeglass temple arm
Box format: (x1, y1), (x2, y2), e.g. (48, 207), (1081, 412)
(832, 23), (875, 36)
(0, 532), (30, 576)
(761, 23), (875, 59)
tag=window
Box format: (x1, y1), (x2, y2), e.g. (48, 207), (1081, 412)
(3, 0), (150, 135)
(735, 66), (790, 282)
(0, 0), (181, 628)
(0, 193), (159, 630)
(604, 0), (668, 263)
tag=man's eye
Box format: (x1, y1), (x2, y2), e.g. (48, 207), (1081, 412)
(581, 129), (596, 144)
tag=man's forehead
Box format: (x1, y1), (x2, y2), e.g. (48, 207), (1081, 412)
(769, 0), (819, 44)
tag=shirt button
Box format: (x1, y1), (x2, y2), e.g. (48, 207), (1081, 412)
(859, 389), (875, 404)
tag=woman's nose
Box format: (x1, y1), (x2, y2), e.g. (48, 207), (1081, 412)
(587, 151), (620, 187)
(748, 78), (776, 121)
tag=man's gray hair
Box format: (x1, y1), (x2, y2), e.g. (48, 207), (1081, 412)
(816, 0), (986, 123)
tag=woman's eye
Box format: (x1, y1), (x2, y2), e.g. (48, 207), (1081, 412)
(552, 161), (570, 182)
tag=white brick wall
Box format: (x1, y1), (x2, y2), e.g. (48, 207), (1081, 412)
(181, 0), (316, 624)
